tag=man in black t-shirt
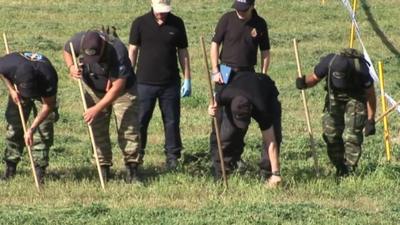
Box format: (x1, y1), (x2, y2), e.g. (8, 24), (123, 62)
(128, 0), (192, 170)
(209, 0), (272, 175)
(211, 0), (271, 81)
(63, 30), (141, 183)
(208, 72), (282, 187)
(0, 52), (58, 183)
(296, 49), (377, 176)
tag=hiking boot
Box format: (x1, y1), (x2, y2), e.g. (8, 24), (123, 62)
(125, 163), (140, 184)
(166, 158), (179, 171)
(265, 175), (282, 189)
(100, 165), (110, 182)
(34, 166), (46, 185)
(2, 161), (17, 180)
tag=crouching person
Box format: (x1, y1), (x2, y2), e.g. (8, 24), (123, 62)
(63, 29), (141, 183)
(208, 71), (282, 187)
(295, 48), (377, 177)
(0, 52), (58, 184)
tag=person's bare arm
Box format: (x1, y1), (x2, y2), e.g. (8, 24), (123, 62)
(365, 85), (376, 120)
(261, 50), (270, 74)
(128, 44), (139, 71)
(63, 50), (82, 79)
(210, 42), (223, 84)
(25, 95), (56, 146)
(178, 48), (191, 80)
(83, 78), (126, 124)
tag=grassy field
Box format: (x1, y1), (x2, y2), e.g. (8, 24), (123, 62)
(0, 0), (400, 224)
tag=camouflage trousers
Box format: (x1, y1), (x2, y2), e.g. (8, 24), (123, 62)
(322, 94), (367, 169)
(83, 83), (141, 166)
(3, 97), (57, 168)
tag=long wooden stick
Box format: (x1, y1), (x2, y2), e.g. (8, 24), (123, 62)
(3, 33), (41, 191)
(293, 39), (320, 176)
(376, 100), (400, 123)
(200, 36), (228, 190)
(69, 43), (105, 190)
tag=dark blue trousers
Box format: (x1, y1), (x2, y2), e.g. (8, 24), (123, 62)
(138, 81), (182, 161)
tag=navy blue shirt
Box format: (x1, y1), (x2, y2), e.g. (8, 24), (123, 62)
(314, 53), (374, 89)
(129, 11), (188, 85)
(0, 52), (58, 97)
(217, 72), (279, 131)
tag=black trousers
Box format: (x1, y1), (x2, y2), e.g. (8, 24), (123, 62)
(138, 81), (182, 161)
(210, 99), (282, 175)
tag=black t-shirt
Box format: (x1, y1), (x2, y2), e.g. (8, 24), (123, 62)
(314, 53), (374, 90)
(129, 11), (188, 85)
(212, 10), (270, 68)
(216, 72), (279, 130)
(64, 32), (135, 93)
(0, 52), (58, 97)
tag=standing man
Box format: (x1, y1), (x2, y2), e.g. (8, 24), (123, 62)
(63, 29), (141, 183)
(296, 48), (377, 177)
(209, 0), (274, 178)
(0, 52), (58, 184)
(128, 0), (192, 170)
(208, 72), (282, 187)
(211, 0), (270, 81)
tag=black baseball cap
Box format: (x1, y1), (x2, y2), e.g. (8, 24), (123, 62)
(232, 0), (255, 11)
(14, 63), (39, 98)
(230, 96), (252, 129)
(81, 31), (105, 64)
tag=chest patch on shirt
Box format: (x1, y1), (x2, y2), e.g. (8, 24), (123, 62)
(250, 28), (258, 38)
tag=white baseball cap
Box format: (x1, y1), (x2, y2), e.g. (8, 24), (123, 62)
(152, 0), (172, 13)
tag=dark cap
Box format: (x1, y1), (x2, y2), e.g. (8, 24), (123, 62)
(14, 63), (39, 98)
(232, 0), (255, 11)
(81, 31), (105, 64)
(231, 96), (252, 129)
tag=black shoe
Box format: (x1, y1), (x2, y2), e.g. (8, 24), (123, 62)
(125, 163), (140, 184)
(34, 166), (46, 185)
(2, 161), (17, 180)
(100, 165), (110, 182)
(166, 158), (179, 171)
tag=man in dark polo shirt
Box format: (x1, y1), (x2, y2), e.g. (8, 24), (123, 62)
(296, 48), (376, 177)
(211, 0), (271, 81)
(128, 0), (192, 170)
(63, 30), (141, 183)
(0, 52), (58, 184)
(209, 0), (273, 175)
(208, 72), (282, 187)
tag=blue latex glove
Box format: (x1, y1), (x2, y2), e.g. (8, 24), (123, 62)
(181, 79), (191, 97)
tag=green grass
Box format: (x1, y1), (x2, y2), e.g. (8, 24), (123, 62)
(0, 0), (400, 224)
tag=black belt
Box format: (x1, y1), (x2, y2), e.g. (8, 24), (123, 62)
(230, 66), (255, 72)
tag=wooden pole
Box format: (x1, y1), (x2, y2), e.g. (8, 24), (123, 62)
(200, 36), (228, 190)
(69, 43), (106, 190)
(375, 100), (400, 123)
(293, 39), (320, 176)
(3, 33), (41, 191)
(378, 61), (391, 161)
